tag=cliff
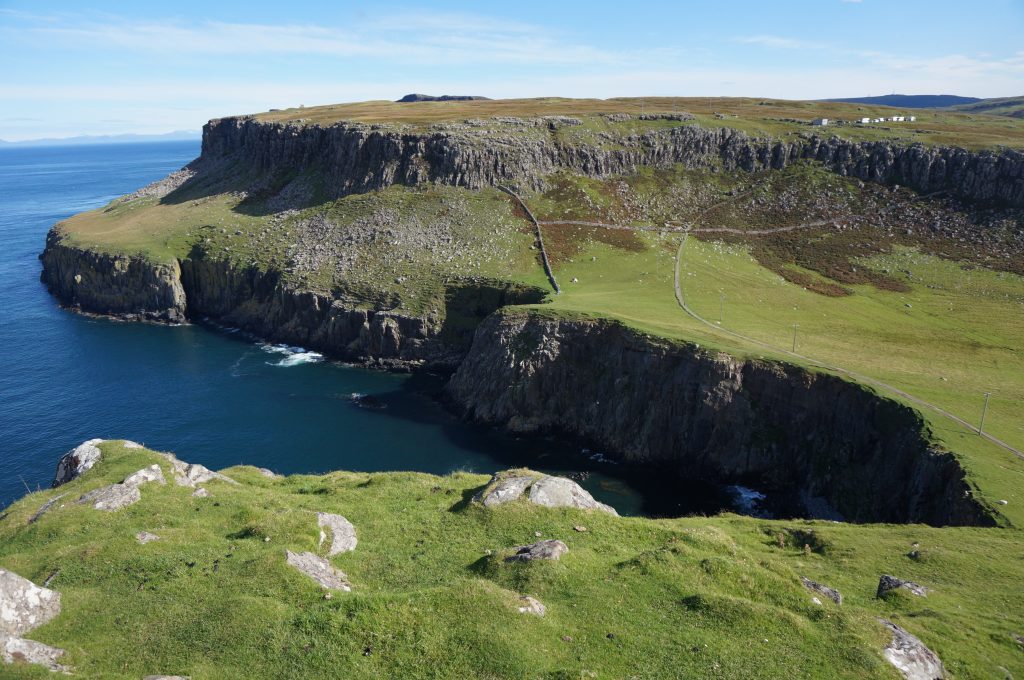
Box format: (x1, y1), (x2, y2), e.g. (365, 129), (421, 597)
(200, 116), (1024, 207)
(445, 310), (994, 526)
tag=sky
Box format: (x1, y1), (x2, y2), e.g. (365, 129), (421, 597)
(1, 0), (1022, 140)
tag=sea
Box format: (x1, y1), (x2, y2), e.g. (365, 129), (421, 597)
(0, 140), (744, 516)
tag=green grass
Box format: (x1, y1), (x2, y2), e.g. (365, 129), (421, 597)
(2, 442), (1023, 678)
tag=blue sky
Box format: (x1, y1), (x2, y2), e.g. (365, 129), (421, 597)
(1, 0), (1022, 140)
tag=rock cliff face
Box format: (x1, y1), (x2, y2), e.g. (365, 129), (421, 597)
(445, 310), (994, 526)
(201, 116), (1024, 207)
(40, 233), (186, 323)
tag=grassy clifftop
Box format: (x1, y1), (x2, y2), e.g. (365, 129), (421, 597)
(3, 441), (1023, 678)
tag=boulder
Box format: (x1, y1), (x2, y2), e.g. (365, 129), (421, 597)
(0, 633), (68, 673)
(136, 531), (160, 544)
(52, 438), (104, 486)
(517, 596), (546, 616)
(528, 476), (618, 515)
(879, 619), (945, 679)
(475, 471), (618, 515)
(192, 488), (210, 498)
(0, 569), (61, 636)
(475, 474), (536, 507)
(877, 575), (928, 598)
(285, 551), (351, 591)
(801, 577), (842, 605)
(505, 540), (569, 563)
(78, 483), (141, 511)
(317, 513), (357, 556)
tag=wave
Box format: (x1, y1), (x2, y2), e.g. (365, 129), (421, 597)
(260, 343), (324, 367)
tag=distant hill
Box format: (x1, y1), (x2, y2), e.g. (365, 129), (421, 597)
(396, 94), (491, 103)
(0, 130), (200, 148)
(947, 96), (1024, 119)
(822, 94), (982, 109)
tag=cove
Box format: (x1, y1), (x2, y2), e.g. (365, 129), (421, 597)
(0, 141), (745, 517)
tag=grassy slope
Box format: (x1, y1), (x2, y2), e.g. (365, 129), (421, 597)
(947, 96), (1024, 119)
(1, 442), (1022, 678)
(249, 96), (1024, 150)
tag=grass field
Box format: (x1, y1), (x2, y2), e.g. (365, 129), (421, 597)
(2, 442), (1023, 678)
(249, 96), (1024, 150)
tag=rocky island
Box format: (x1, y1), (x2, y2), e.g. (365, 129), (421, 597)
(7, 96), (1024, 676)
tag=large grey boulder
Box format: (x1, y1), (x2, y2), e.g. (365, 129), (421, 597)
(877, 575), (929, 598)
(475, 471), (618, 516)
(52, 438), (104, 487)
(517, 596), (546, 616)
(317, 513), (357, 556)
(0, 633), (68, 673)
(528, 476), (618, 515)
(801, 576), (842, 605)
(879, 619), (945, 679)
(159, 453), (237, 488)
(505, 540), (569, 563)
(285, 551), (351, 591)
(0, 569), (61, 636)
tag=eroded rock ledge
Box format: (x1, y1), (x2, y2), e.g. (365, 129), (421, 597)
(445, 309), (994, 527)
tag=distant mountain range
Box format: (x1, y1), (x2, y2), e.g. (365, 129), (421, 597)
(0, 130), (201, 148)
(821, 94), (982, 109)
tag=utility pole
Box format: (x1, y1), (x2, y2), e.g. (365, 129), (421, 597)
(791, 324), (799, 353)
(979, 392), (992, 435)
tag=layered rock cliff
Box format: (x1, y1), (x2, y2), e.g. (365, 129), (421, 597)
(201, 116), (1024, 207)
(39, 233), (186, 323)
(445, 310), (994, 526)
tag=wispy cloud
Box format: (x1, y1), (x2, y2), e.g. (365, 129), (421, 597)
(2, 12), (649, 67)
(733, 35), (827, 50)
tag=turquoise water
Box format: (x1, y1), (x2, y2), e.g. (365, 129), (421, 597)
(0, 141), (734, 515)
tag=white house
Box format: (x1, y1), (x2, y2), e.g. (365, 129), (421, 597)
(908, 115), (917, 122)
(872, 117), (885, 123)
(858, 117), (871, 124)
(811, 118), (829, 126)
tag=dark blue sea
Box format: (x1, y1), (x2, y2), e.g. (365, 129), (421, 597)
(0, 141), (735, 515)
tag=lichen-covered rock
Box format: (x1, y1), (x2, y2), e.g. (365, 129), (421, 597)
(123, 464), (166, 487)
(285, 550), (351, 591)
(78, 483), (141, 511)
(877, 575), (929, 598)
(0, 569), (61, 636)
(516, 596), (546, 616)
(879, 619), (945, 679)
(136, 531), (160, 544)
(192, 488), (210, 498)
(317, 513), (357, 556)
(159, 453), (236, 488)
(801, 577), (842, 605)
(0, 633), (68, 673)
(474, 473), (538, 507)
(52, 438), (104, 487)
(528, 476), (617, 515)
(505, 540), (568, 563)
(474, 471), (618, 515)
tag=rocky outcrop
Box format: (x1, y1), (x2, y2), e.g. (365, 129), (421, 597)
(158, 453), (236, 488)
(53, 438), (105, 487)
(801, 577), (842, 605)
(77, 463), (167, 511)
(0, 569), (67, 673)
(505, 540), (568, 563)
(877, 575), (929, 598)
(200, 116), (1024, 207)
(317, 513), (357, 556)
(285, 550), (351, 591)
(40, 234), (186, 323)
(879, 619), (946, 679)
(446, 310), (994, 527)
(474, 470), (618, 515)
